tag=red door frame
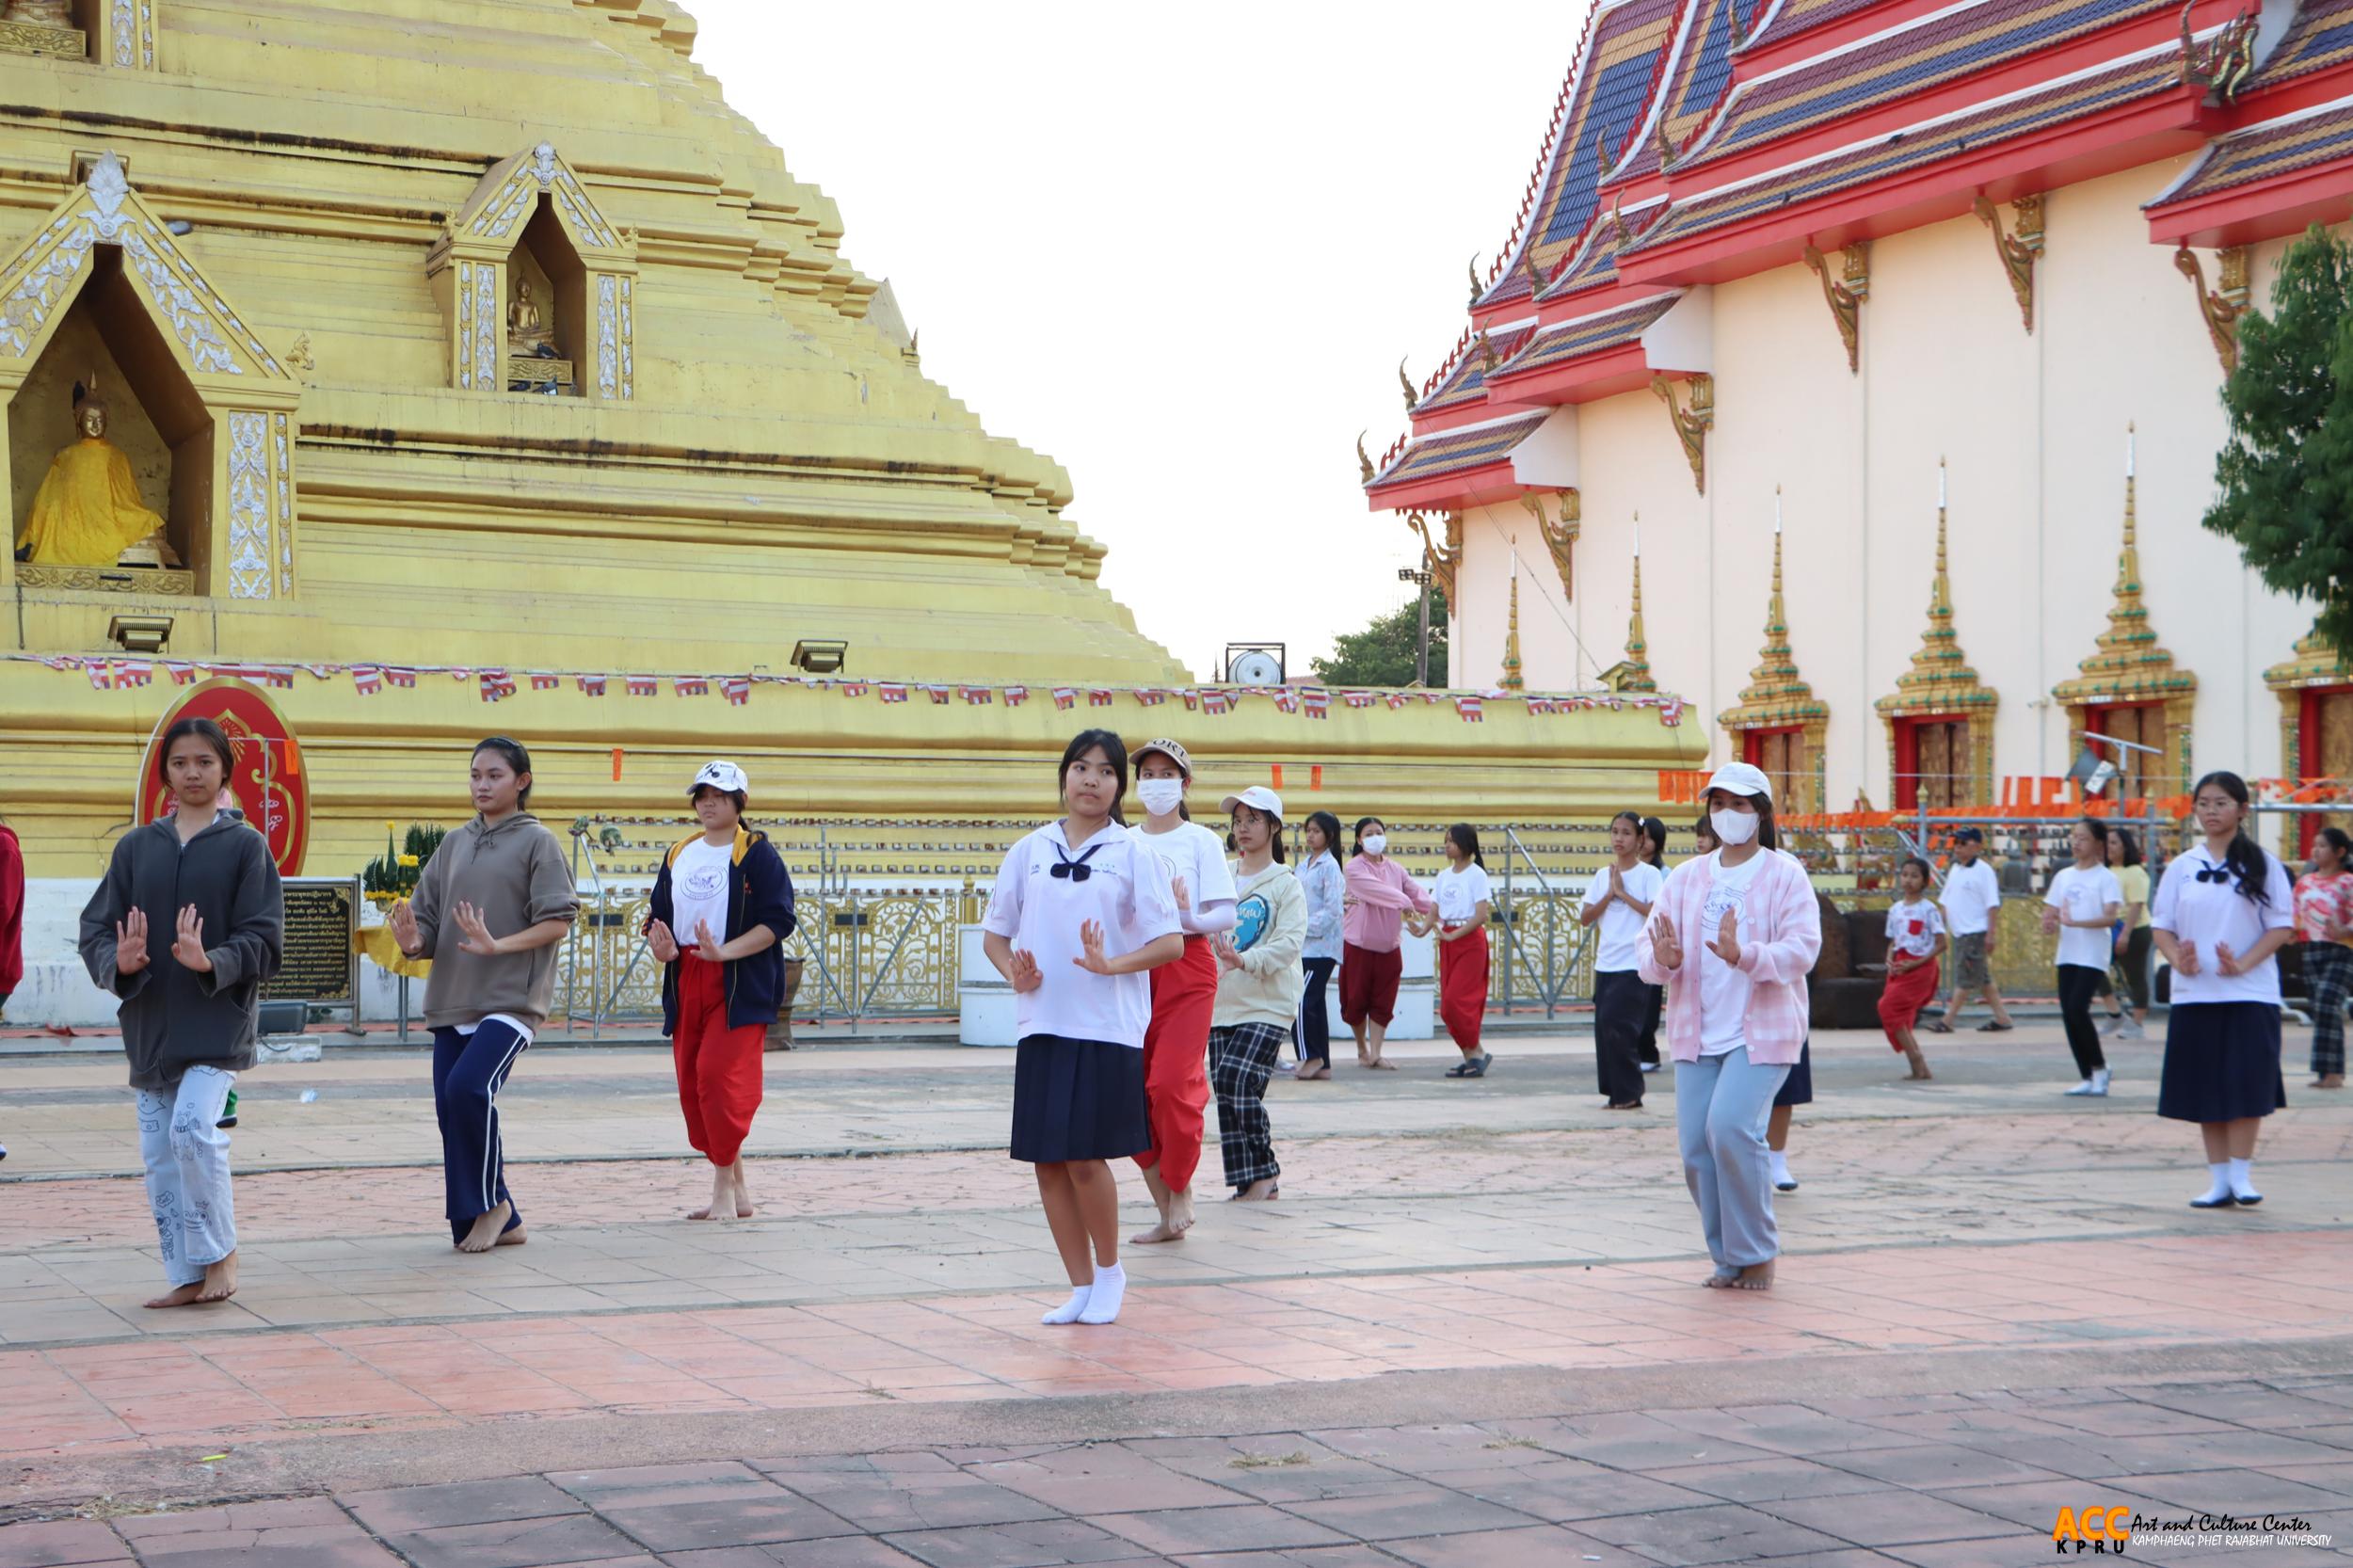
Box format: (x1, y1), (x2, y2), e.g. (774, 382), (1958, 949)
(2297, 685), (2353, 856)
(2083, 700), (2162, 802)
(1889, 714), (1965, 812)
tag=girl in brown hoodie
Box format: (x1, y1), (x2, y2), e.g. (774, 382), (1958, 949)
(391, 738), (579, 1253)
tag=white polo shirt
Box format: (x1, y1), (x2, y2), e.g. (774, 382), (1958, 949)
(983, 819), (1181, 1048)
(1942, 858), (2001, 937)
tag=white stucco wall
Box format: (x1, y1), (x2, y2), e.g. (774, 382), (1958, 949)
(1486, 157), (2314, 807)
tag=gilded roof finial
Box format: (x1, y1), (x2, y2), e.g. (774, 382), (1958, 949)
(2054, 421), (2195, 731)
(1622, 512), (1656, 693)
(1398, 357), (1417, 410)
(1502, 537), (1526, 691)
(1357, 429), (1375, 485)
(1467, 252), (1482, 305)
(1878, 456), (1994, 729)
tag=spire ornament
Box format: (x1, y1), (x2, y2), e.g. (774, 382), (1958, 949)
(1876, 458), (1998, 806)
(1718, 488), (1830, 810)
(2052, 424), (2198, 794)
(1620, 520), (1657, 693)
(1501, 539), (1526, 692)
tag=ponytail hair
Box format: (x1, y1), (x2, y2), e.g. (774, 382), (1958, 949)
(1446, 822), (1486, 870)
(2193, 770), (2272, 906)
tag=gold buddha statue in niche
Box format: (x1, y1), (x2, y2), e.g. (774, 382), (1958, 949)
(1, 2), (75, 27)
(509, 278), (557, 358)
(15, 392), (180, 568)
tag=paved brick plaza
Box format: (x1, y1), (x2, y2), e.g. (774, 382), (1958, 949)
(4, 1026), (2350, 1565)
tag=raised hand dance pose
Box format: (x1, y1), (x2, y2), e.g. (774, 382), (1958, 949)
(1585, 811), (1664, 1110)
(79, 717), (282, 1307)
(1639, 764), (1820, 1292)
(646, 760), (794, 1223)
(1208, 787), (1305, 1202)
(1340, 816), (1433, 1070)
(983, 729), (1183, 1325)
(392, 737), (578, 1253)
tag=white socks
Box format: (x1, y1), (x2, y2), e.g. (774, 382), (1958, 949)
(2228, 1157), (2259, 1202)
(1768, 1151), (1796, 1192)
(2198, 1162), (2233, 1205)
(2069, 1068), (2112, 1096)
(1078, 1262), (1128, 1324)
(1040, 1286), (1091, 1325)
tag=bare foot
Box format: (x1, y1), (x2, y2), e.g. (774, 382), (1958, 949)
(2319, 1075), (2345, 1089)
(1130, 1221), (1185, 1243)
(1294, 1063), (1329, 1080)
(457, 1199), (513, 1253)
(1729, 1260), (1775, 1291)
(496, 1224), (528, 1247)
(1367, 1057), (1398, 1071)
(145, 1282), (206, 1309)
(196, 1252), (238, 1303)
(1233, 1178), (1278, 1202)
(1170, 1186), (1197, 1236)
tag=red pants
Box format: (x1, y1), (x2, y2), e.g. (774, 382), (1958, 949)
(673, 950), (765, 1165)
(1878, 957), (1941, 1048)
(1438, 924), (1490, 1053)
(1339, 941), (1403, 1028)
(1135, 936), (1215, 1192)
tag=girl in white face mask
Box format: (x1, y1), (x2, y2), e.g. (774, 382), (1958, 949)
(1128, 741), (1238, 1245)
(1340, 816), (1433, 1070)
(1637, 765), (1821, 1292)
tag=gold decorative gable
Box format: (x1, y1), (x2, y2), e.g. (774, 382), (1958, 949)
(1876, 469), (1996, 805)
(0, 152), (302, 600)
(428, 143), (640, 401)
(2052, 431), (2196, 792)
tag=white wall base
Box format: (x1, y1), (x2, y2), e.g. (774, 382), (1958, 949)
(957, 925), (1018, 1047)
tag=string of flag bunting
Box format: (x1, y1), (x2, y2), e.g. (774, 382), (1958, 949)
(10, 653), (1687, 728)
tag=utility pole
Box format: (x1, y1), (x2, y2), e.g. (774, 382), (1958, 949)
(1397, 564), (1433, 687)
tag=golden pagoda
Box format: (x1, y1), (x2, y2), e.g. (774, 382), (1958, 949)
(1875, 461), (1995, 808)
(1718, 491), (1828, 812)
(0, 1), (1693, 874)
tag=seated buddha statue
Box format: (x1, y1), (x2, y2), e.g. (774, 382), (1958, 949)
(509, 278), (558, 358)
(2, 1), (75, 27)
(14, 395), (179, 568)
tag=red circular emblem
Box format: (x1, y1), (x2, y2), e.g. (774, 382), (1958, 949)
(134, 677), (309, 875)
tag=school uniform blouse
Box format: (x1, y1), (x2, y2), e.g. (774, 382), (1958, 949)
(1297, 852), (1345, 963)
(2152, 848), (2296, 1008)
(983, 820), (1181, 1048)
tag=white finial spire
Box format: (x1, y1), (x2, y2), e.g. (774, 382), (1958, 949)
(1938, 456), (1947, 509)
(1773, 485), (1783, 536)
(2126, 421), (2136, 479)
(1632, 510), (1641, 558)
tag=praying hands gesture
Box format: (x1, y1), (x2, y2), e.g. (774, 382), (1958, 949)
(114, 907), (151, 975)
(171, 905), (213, 974)
(1007, 947), (1043, 993)
(646, 918), (680, 963)
(1608, 864), (1626, 903)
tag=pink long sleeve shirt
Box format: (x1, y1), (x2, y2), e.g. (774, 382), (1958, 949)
(1635, 848), (1822, 1065)
(1342, 854), (1433, 953)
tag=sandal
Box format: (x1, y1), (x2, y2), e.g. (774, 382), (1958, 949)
(1445, 1060), (1475, 1077)
(1924, 1020), (1954, 1034)
(1976, 1021), (2013, 1032)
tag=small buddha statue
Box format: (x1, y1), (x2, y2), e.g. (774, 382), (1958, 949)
(508, 278), (558, 359)
(15, 392), (178, 568)
(2, 1), (75, 27)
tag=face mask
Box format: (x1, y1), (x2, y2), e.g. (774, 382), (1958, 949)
(1362, 834), (1388, 856)
(1136, 778), (1186, 817)
(1709, 809), (1760, 846)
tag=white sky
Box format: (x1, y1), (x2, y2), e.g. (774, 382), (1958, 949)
(687, 1), (1584, 678)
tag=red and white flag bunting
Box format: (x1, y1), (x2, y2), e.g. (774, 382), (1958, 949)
(480, 669), (516, 702)
(531, 674), (560, 691)
(722, 677), (750, 707)
(1052, 687), (1077, 711)
(627, 676), (657, 697)
(673, 676), (708, 697)
(962, 686), (991, 705)
(1202, 690), (1231, 715)
(577, 674), (608, 696)
(879, 683), (908, 704)
(387, 667), (418, 688)
(353, 666), (383, 696)
(842, 681), (869, 697)
(1004, 685), (1027, 707)
(1089, 690), (1113, 708)
(86, 661), (112, 691)
(1456, 695), (1483, 723)
(1302, 688), (1329, 720)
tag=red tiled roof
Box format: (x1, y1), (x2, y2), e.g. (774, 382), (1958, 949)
(1614, 0), (1750, 181)
(1497, 294), (1684, 377)
(1633, 48), (2187, 253)
(1414, 325), (1540, 415)
(1737, 0), (1887, 56)
(1679, 0), (2178, 173)
(1368, 412), (1552, 491)
(2146, 95), (2353, 208)
(2249, 0), (2353, 89)
(1539, 199), (1672, 302)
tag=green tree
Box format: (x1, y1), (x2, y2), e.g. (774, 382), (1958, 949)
(2204, 224), (2353, 652)
(1311, 585), (1449, 687)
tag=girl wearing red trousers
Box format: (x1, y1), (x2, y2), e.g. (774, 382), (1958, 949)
(1342, 816), (1433, 1070)
(1415, 824), (1495, 1078)
(1878, 856), (1945, 1080)
(1129, 739), (1237, 1246)
(646, 761), (796, 1224)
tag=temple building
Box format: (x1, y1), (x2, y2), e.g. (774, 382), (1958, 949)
(0, 0), (1689, 879)
(1366, 0), (2353, 823)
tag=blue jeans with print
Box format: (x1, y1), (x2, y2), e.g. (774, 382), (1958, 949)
(136, 1066), (237, 1288)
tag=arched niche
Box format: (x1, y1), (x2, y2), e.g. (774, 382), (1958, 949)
(429, 144), (638, 402)
(0, 153), (300, 600)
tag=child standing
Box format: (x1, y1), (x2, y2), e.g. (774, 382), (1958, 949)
(1341, 816), (1433, 1070)
(2293, 826), (2352, 1090)
(2043, 818), (2124, 1097)
(1208, 787), (1305, 1202)
(1292, 810), (1346, 1081)
(1879, 856), (1946, 1080)
(1585, 811), (1664, 1110)
(983, 729), (1183, 1323)
(1420, 824), (1496, 1078)
(1129, 739), (1238, 1245)
(645, 760), (796, 1223)
(78, 717), (283, 1307)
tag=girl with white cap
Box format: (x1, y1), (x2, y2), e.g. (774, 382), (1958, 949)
(645, 760), (796, 1224)
(1638, 762), (1821, 1290)
(1209, 786), (1305, 1201)
(1128, 738), (1239, 1245)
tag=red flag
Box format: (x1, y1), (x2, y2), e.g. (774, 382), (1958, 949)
(1456, 695), (1483, 723)
(531, 674), (560, 691)
(1004, 685), (1028, 707)
(1203, 690), (1231, 715)
(1052, 687), (1077, 711)
(674, 676), (709, 697)
(352, 666), (383, 696)
(962, 686), (992, 705)
(1089, 689), (1113, 708)
(480, 669), (516, 702)
(1302, 688), (1329, 720)
(842, 681), (870, 697)
(627, 675), (657, 696)
(879, 683), (908, 704)
(927, 685), (952, 705)
(86, 661), (113, 692)
(166, 662), (197, 685)
(577, 674), (608, 696)
(387, 667), (418, 688)
(1385, 693), (1409, 710)
(117, 660), (152, 688)
(722, 677), (750, 707)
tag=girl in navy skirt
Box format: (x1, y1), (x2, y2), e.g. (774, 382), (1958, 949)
(2153, 772), (2296, 1208)
(982, 729), (1184, 1324)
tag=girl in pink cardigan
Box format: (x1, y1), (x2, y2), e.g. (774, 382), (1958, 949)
(1637, 763), (1821, 1292)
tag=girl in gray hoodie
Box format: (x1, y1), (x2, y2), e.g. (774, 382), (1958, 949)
(391, 737), (578, 1253)
(80, 717), (283, 1308)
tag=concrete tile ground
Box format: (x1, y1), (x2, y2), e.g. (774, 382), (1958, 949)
(4, 1023), (2352, 1562)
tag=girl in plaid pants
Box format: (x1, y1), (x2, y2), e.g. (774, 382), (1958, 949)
(1209, 788), (1306, 1201)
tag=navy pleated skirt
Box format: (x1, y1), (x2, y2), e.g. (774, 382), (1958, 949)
(1773, 1034), (1814, 1108)
(1010, 1033), (1151, 1163)
(2157, 1001), (2285, 1123)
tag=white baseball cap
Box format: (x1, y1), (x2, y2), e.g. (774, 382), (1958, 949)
(1219, 785), (1284, 820)
(1705, 761), (1772, 803)
(690, 760), (749, 797)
